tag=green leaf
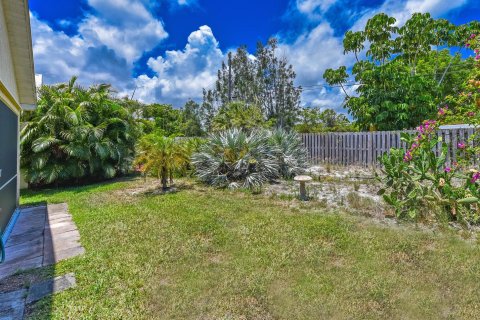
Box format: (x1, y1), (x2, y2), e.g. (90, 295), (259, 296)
(457, 197), (479, 204)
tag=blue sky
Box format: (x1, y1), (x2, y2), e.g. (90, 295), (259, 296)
(29, 0), (480, 110)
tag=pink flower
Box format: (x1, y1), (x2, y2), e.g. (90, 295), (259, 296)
(458, 142), (466, 149)
(466, 43), (471, 47)
(472, 172), (480, 184)
(470, 33), (476, 39)
(445, 167), (451, 173)
(467, 111), (475, 117)
(403, 151), (413, 162)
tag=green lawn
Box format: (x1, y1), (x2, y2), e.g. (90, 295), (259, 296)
(19, 178), (480, 319)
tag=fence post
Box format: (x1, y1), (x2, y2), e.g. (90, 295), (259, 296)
(367, 132), (374, 166)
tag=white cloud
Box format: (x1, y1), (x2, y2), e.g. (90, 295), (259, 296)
(133, 25), (224, 105)
(405, 0), (468, 16)
(351, 0), (468, 31)
(80, 0), (168, 63)
(279, 23), (348, 86)
(296, 0), (338, 18)
(31, 14), (86, 84)
(277, 22), (351, 112)
(31, 0), (168, 94)
(177, 0), (196, 5)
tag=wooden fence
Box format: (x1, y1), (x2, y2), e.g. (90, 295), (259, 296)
(301, 127), (477, 166)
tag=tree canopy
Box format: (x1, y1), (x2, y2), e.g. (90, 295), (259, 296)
(202, 38), (302, 130)
(324, 13), (480, 130)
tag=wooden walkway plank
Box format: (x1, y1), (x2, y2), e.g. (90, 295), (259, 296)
(0, 203), (85, 280)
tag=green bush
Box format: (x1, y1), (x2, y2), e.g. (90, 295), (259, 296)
(21, 77), (139, 187)
(378, 129), (479, 223)
(268, 129), (307, 179)
(192, 128), (307, 189)
(378, 34), (480, 224)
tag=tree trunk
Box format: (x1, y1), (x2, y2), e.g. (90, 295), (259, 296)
(161, 166), (168, 190)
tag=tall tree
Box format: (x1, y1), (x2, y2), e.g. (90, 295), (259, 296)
(211, 101), (265, 131)
(202, 38), (301, 129)
(142, 103), (182, 136)
(180, 99), (204, 137)
(324, 13), (480, 131)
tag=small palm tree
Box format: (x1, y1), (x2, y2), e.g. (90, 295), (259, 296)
(135, 134), (189, 190)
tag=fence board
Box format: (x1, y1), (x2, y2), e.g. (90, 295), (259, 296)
(301, 128), (477, 166)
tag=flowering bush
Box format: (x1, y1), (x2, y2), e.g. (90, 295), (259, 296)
(379, 34), (480, 224)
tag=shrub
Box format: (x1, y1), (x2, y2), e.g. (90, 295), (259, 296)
(268, 129), (307, 179)
(379, 127), (479, 223)
(192, 129), (278, 189)
(379, 34), (480, 224)
(192, 128), (308, 189)
(21, 78), (139, 187)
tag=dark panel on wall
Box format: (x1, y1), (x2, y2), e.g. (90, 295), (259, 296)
(0, 179), (16, 233)
(0, 100), (18, 234)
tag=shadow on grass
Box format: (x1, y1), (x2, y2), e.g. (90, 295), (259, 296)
(21, 176), (140, 199)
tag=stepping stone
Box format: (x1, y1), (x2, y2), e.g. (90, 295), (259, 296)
(47, 204), (68, 215)
(4, 240), (44, 264)
(18, 206), (46, 214)
(5, 230), (44, 248)
(44, 230), (80, 243)
(47, 215), (73, 223)
(26, 273), (76, 304)
(43, 247), (85, 266)
(44, 225), (78, 236)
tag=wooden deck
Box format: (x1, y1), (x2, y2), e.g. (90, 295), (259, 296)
(0, 203), (84, 280)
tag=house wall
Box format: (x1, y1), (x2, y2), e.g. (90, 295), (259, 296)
(0, 2), (19, 105)
(0, 3), (20, 235)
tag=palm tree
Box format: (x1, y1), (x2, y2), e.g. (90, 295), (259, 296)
(191, 128), (279, 189)
(135, 134), (189, 190)
(21, 77), (138, 187)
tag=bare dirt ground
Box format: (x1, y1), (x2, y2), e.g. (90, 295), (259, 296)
(265, 164), (386, 218)
(115, 166), (387, 219)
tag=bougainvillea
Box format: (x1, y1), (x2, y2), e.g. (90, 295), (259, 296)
(379, 34), (480, 224)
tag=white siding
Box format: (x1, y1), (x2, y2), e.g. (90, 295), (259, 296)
(0, 2), (19, 103)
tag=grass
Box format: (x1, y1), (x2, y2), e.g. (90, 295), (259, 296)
(18, 178), (480, 319)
